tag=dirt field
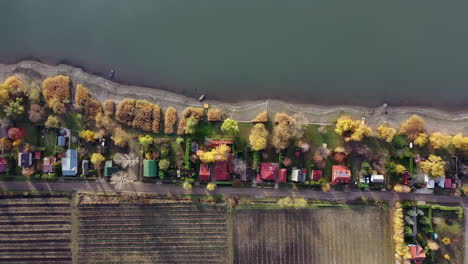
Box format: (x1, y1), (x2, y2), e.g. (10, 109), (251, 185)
(232, 208), (392, 264)
(0, 195), (72, 263)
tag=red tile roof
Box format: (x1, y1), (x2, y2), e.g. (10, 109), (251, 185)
(445, 178), (453, 189)
(279, 168), (287, 183)
(214, 161), (229, 181)
(332, 165), (351, 184)
(312, 170), (322, 181)
(206, 140), (233, 148)
(260, 163), (279, 181)
(199, 163), (211, 181)
(408, 244), (426, 262)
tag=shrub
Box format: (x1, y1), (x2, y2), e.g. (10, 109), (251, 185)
(441, 237), (451, 245)
(277, 197), (308, 208)
(45, 115), (61, 128)
(185, 117), (198, 135)
(184, 138), (192, 170)
(42, 75), (70, 103)
(103, 100), (115, 116)
(164, 107), (177, 134)
(252, 111), (268, 123)
(182, 181), (192, 190)
(176, 137), (184, 144)
(80, 130), (97, 142)
(42, 173), (57, 181)
(50, 99), (66, 115)
(221, 118), (239, 136)
(5, 97), (25, 118)
(207, 108), (222, 121)
(158, 159), (170, 171)
(206, 183), (217, 191)
(392, 135), (407, 149)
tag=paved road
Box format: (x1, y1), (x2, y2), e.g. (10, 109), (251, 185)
(1, 180), (467, 205)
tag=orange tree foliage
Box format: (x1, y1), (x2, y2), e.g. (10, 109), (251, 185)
(132, 100), (154, 131)
(74, 84), (102, 120)
(399, 115), (425, 141)
(115, 99), (136, 126)
(50, 99), (66, 115)
(42, 75), (70, 103)
(252, 111), (268, 123)
(152, 105), (161, 133)
(177, 118), (187, 135)
(103, 100), (115, 117)
(3, 76), (24, 90)
(0, 138), (12, 152)
(207, 108), (222, 121)
(182, 107), (204, 120)
(7, 128), (24, 141)
(271, 113), (294, 150)
(164, 107), (177, 134)
(111, 126), (131, 148)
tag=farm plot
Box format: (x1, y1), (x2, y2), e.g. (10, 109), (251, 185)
(233, 208), (392, 264)
(77, 202), (228, 264)
(0, 196), (72, 264)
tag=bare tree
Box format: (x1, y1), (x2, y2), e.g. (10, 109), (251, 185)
(113, 153), (139, 169)
(110, 171), (133, 190)
(232, 158), (247, 175)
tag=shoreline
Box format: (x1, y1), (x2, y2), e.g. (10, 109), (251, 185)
(1, 60), (467, 134)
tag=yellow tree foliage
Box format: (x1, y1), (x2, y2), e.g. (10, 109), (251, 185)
(177, 118), (187, 135)
(277, 197), (308, 208)
(249, 123), (269, 151)
(74, 84), (102, 120)
(103, 100), (115, 117)
(182, 181), (192, 191)
(91, 153), (105, 168)
(80, 130), (97, 142)
(399, 115), (425, 141)
(95, 112), (115, 131)
(182, 107), (204, 120)
(152, 105), (161, 133)
(453, 133), (468, 151)
(50, 99), (66, 115)
(206, 183), (217, 191)
(111, 127), (131, 148)
(252, 111), (268, 123)
(115, 98), (136, 126)
(335, 116), (372, 142)
(414, 133), (428, 147)
(42, 75), (70, 103)
(164, 107), (177, 134)
(271, 113), (294, 150)
(395, 164), (406, 174)
(274, 113), (293, 124)
(376, 123), (397, 143)
(207, 108), (222, 121)
(393, 202), (412, 262)
(393, 184), (411, 193)
(0, 138), (12, 152)
(3, 76), (24, 89)
(132, 100), (153, 131)
(45, 115), (60, 128)
(420, 155), (446, 179)
(429, 132), (453, 150)
(197, 144), (231, 163)
(0, 84), (11, 105)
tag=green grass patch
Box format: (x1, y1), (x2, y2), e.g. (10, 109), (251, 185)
(64, 113), (85, 132)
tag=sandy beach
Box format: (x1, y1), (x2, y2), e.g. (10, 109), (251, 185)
(1, 60), (467, 134)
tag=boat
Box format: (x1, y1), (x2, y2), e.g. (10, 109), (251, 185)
(109, 69), (115, 78)
(198, 95), (205, 101)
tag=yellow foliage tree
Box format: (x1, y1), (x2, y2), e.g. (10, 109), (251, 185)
(429, 132), (453, 150)
(103, 100), (115, 117)
(197, 144), (231, 163)
(277, 197), (308, 208)
(111, 127), (131, 148)
(252, 111), (268, 123)
(249, 123), (269, 151)
(335, 116), (372, 142)
(420, 155), (446, 179)
(182, 181), (192, 191)
(393, 202), (412, 263)
(271, 113), (294, 150)
(206, 183), (217, 191)
(414, 133), (428, 147)
(376, 123), (397, 143)
(207, 108), (222, 121)
(3, 76), (24, 90)
(442, 237), (451, 245)
(452, 133), (468, 151)
(393, 184), (411, 193)
(80, 130), (97, 142)
(42, 75), (70, 103)
(395, 164), (406, 174)
(164, 107), (177, 134)
(399, 115), (425, 141)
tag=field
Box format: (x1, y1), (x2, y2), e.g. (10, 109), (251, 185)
(77, 201), (228, 264)
(0, 195), (72, 264)
(232, 207), (392, 264)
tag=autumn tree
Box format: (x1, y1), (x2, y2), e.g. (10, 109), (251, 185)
(91, 153), (106, 176)
(207, 108), (222, 121)
(102, 100), (115, 116)
(28, 104), (46, 123)
(132, 100), (154, 131)
(290, 113), (308, 140)
(50, 99), (66, 115)
(429, 132), (453, 150)
(272, 113), (294, 150)
(164, 107), (177, 134)
(138, 135), (153, 152)
(158, 159), (170, 171)
(80, 130), (97, 142)
(0, 138), (12, 152)
(45, 115), (61, 128)
(42, 75), (70, 105)
(177, 118), (187, 135)
(376, 123), (397, 143)
(252, 111), (268, 123)
(4, 97), (25, 118)
(249, 123), (269, 151)
(115, 98), (136, 126)
(335, 115), (372, 142)
(7, 128), (24, 141)
(185, 117), (198, 135)
(74, 84), (102, 120)
(420, 155), (446, 179)
(221, 118), (239, 136)
(414, 133), (428, 147)
(197, 144), (231, 163)
(452, 133), (468, 151)
(395, 164), (406, 174)
(111, 127), (131, 148)
(393, 202), (412, 262)
(151, 105), (161, 133)
(399, 115), (425, 141)
(206, 183), (217, 191)
(3, 76), (24, 90)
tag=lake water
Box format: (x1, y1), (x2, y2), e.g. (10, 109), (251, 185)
(1, 0), (468, 110)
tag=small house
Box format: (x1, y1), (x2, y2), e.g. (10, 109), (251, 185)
(424, 174), (435, 189)
(18, 152), (32, 167)
(260, 162), (279, 181)
(61, 149), (78, 176)
(199, 163), (211, 181)
(143, 160), (157, 177)
(214, 161), (229, 181)
(332, 165), (351, 185)
(34, 151), (41, 160)
(57, 136), (66, 147)
(445, 178), (454, 189)
(279, 168), (287, 183)
(104, 160), (119, 177)
(292, 169), (306, 182)
(370, 174), (384, 184)
(206, 140), (233, 149)
(43, 157), (56, 173)
(82, 160), (89, 176)
(240, 167), (254, 182)
(312, 170), (323, 181)
(407, 244), (426, 263)
(0, 158), (7, 173)
(436, 177), (445, 188)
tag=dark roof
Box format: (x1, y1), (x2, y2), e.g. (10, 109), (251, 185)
(260, 163), (279, 181)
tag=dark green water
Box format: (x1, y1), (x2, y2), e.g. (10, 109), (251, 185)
(1, 0), (468, 109)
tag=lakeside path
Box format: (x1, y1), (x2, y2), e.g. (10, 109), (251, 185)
(1, 180), (467, 205)
(1, 60), (468, 133)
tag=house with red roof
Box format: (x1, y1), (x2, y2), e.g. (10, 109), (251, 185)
(199, 163), (211, 181)
(332, 165), (351, 184)
(43, 157), (56, 173)
(205, 140), (233, 148)
(260, 162), (279, 181)
(407, 244), (426, 263)
(0, 158), (7, 173)
(312, 170), (323, 181)
(279, 168), (287, 183)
